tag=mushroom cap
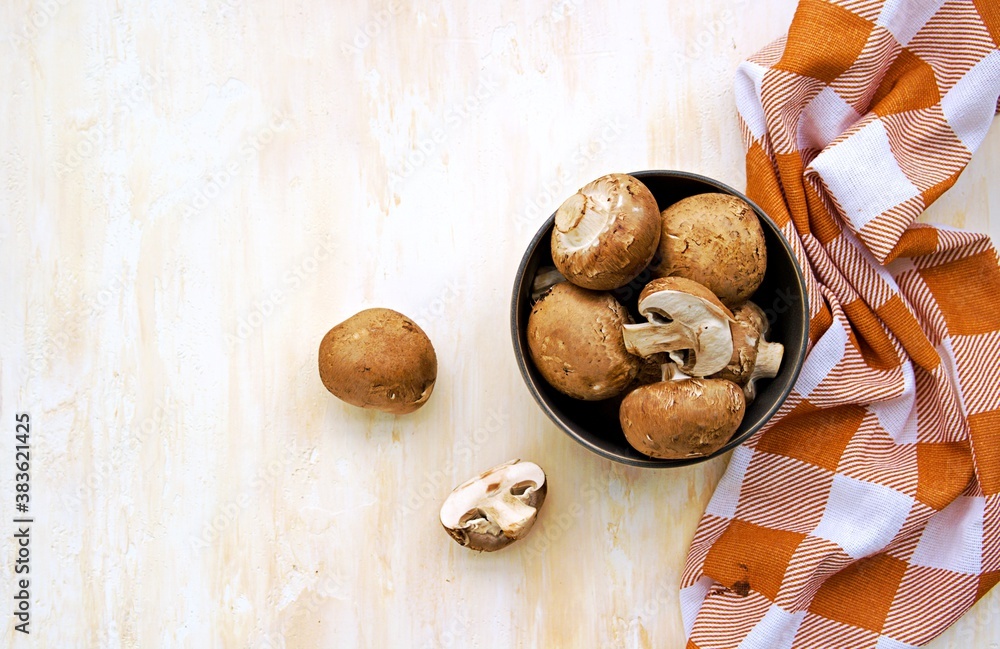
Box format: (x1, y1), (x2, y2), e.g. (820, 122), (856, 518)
(631, 277), (734, 376)
(318, 308), (437, 415)
(638, 277), (733, 316)
(527, 283), (640, 400)
(551, 173), (661, 291)
(439, 459), (547, 552)
(654, 193), (767, 307)
(619, 379), (746, 459)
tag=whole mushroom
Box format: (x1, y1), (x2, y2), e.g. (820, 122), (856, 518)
(440, 459), (547, 552)
(654, 193), (767, 307)
(551, 173), (661, 291)
(620, 369), (746, 459)
(527, 282), (640, 401)
(318, 308), (437, 415)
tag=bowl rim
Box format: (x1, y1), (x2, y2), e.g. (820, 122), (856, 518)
(509, 169), (810, 468)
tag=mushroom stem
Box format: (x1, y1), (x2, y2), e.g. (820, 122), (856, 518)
(754, 341), (783, 379)
(662, 362), (692, 381)
(555, 193), (609, 249)
(480, 492), (538, 538)
(622, 321), (693, 357)
(744, 340), (784, 400)
(624, 277), (736, 377)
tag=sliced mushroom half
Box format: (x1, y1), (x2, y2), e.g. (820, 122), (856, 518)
(621, 277), (735, 377)
(712, 301), (784, 401)
(440, 460), (547, 552)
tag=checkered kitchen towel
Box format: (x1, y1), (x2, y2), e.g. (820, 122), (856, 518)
(680, 1), (1000, 647)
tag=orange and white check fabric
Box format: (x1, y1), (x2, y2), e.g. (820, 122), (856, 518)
(681, 1), (1000, 647)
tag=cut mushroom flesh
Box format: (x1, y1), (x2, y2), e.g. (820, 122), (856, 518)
(622, 286), (734, 377)
(713, 301), (784, 401)
(745, 339), (783, 399)
(440, 460), (547, 551)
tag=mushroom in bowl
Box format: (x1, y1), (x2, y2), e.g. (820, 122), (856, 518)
(620, 363), (747, 460)
(526, 282), (639, 401)
(550, 173), (661, 291)
(653, 192), (767, 308)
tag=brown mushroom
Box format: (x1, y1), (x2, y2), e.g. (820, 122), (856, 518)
(318, 308), (437, 414)
(551, 173), (661, 291)
(621, 277), (735, 377)
(620, 373), (746, 459)
(527, 282), (639, 400)
(440, 460), (547, 552)
(653, 193), (766, 307)
(713, 301), (784, 401)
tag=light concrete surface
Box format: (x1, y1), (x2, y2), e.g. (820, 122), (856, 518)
(1, 1), (997, 647)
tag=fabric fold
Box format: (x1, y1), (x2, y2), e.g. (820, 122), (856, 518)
(682, 1), (1000, 647)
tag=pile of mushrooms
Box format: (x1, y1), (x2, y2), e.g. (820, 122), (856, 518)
(527, 175), (784, 460)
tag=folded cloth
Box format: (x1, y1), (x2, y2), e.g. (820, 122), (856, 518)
(680, 1), (1000, 647)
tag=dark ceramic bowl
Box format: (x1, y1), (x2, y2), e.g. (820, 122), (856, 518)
(510, 170), (809, 467)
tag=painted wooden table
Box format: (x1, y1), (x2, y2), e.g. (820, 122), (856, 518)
(3, 1), (998, 647)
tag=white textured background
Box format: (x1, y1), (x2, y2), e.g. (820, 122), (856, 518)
(1, 1), (998, 647)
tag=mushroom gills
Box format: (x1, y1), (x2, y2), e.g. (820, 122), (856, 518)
(440, 460), (547, 551)
(621, 277), (734, 377)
